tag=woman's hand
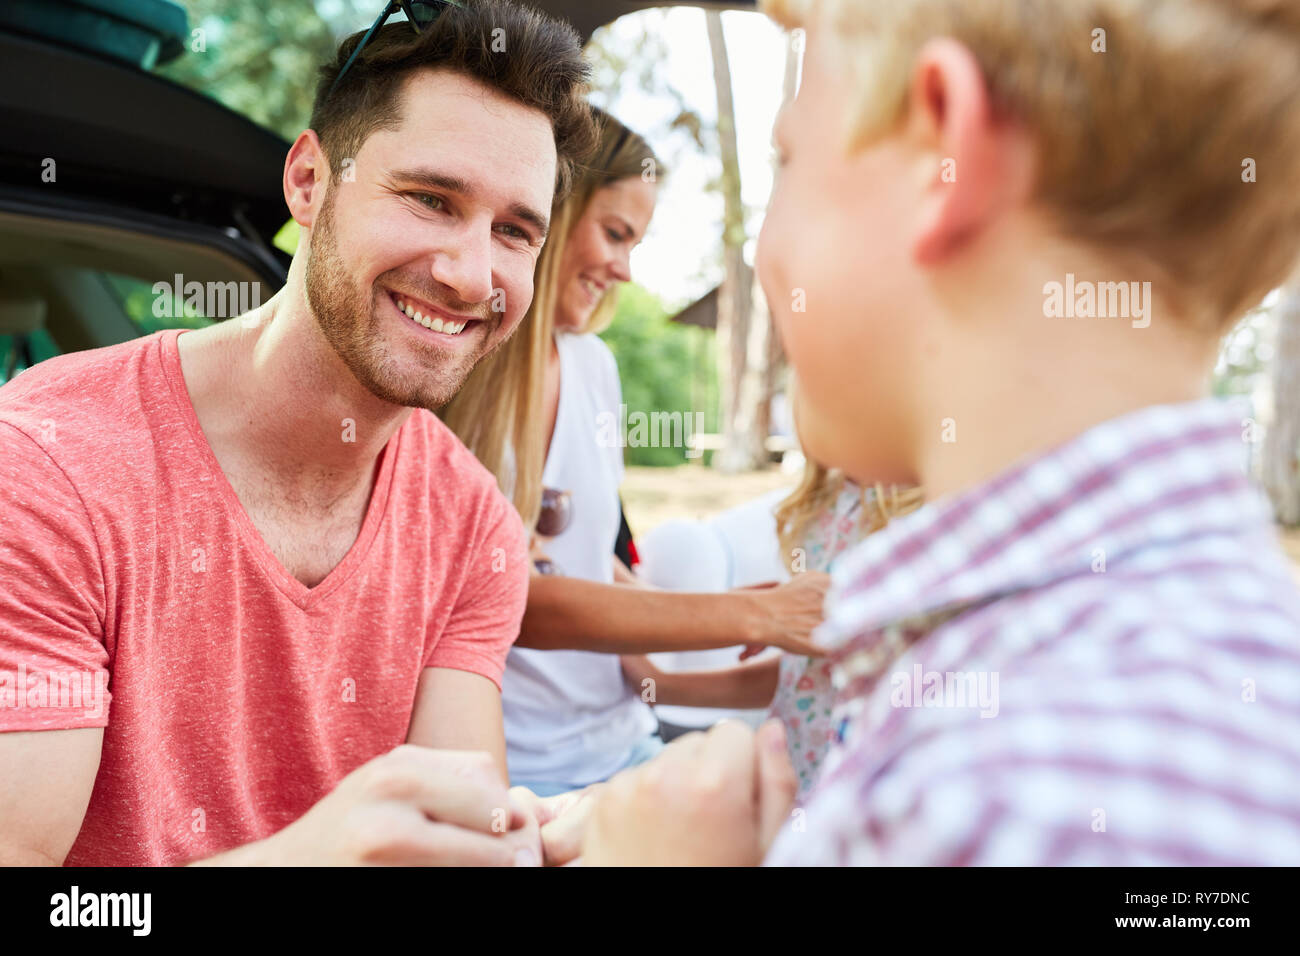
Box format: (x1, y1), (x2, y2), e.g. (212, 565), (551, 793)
(510, 784), (602, 866)
(582, 719), (797, 866)
(734, 572), (831, 657)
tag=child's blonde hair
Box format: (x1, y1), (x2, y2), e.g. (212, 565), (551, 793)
(762, 0), (1300, 330)
(775, 461), (925, 573)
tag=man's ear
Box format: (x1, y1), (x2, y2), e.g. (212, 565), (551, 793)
(284, 129), (330, 230)
(906, 38), (1034, 265)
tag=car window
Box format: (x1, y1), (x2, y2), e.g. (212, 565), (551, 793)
(0, 272), (214, 385)
(0, 327), (60, 383)
(101, 274), (216, 336)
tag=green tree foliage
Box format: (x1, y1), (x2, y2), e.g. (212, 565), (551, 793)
(599, 283), (718, 467)
(157, 0), (369, 142)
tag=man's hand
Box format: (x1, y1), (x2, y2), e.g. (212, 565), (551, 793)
(581, 719), (797, 866)
(510, 784), (602, 866)
(199, 745), (539, 866)
(736, 573), (831, 657)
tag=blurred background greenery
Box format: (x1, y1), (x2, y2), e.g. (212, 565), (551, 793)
(157, 0), (350, 141)
(599, 283), (719, 466)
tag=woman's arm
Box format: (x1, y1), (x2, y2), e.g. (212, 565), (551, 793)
(515, 572), (829, 655)
(621, 654), (781, 710)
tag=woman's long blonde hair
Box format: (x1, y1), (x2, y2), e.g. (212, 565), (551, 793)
(438, 107), (660, 529)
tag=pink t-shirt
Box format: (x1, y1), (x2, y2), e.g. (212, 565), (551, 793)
(0, 329), (529, 866)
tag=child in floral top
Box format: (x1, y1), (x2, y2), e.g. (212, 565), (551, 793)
(623, 462), (923, 800)
(769, 479), (868, 796)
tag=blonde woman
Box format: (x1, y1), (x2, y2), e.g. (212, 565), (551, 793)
(440, 109), (829, 795)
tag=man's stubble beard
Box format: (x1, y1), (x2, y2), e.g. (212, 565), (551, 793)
(304, 186), (508, 411)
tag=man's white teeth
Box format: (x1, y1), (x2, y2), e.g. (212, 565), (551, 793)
(395, 297), (468, 334)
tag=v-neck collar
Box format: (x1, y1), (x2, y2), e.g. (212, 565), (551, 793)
(157, 328), (401, 610)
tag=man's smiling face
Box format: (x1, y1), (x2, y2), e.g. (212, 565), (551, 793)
(304, 67), (557, 410)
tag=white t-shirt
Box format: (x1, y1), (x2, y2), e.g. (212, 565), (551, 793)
(638, 487), (793, 730)
(502, 332), (657, 785)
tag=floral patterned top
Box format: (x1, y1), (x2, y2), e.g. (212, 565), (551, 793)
(769, 482), (870, 801)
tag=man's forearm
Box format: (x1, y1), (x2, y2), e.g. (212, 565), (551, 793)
(517, 576), (762, 652)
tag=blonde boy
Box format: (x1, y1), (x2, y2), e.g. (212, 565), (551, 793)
(576, 0), (1300, 865)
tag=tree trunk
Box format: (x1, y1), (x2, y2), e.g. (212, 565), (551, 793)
(754, 31), (801, 451)
(707, 10), (764, 472)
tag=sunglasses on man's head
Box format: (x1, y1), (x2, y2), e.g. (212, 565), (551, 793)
(328, 0), (463, 100)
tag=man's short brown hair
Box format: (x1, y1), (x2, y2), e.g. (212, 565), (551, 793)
(310, 0), (596, 198)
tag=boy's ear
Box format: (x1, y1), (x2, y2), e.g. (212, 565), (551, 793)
(284, 129), (330, 231)
(906, 38), (1034, 265)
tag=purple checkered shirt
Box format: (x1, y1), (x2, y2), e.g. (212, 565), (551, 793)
(766, 398), (1300, 865)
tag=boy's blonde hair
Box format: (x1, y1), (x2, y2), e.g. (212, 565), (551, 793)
(763, 0), (1300, 330)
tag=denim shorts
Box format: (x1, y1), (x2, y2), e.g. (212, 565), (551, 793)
(512, 733), (665, 798)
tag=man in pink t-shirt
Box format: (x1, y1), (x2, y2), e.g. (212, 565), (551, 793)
(0, 2), (595, 866)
